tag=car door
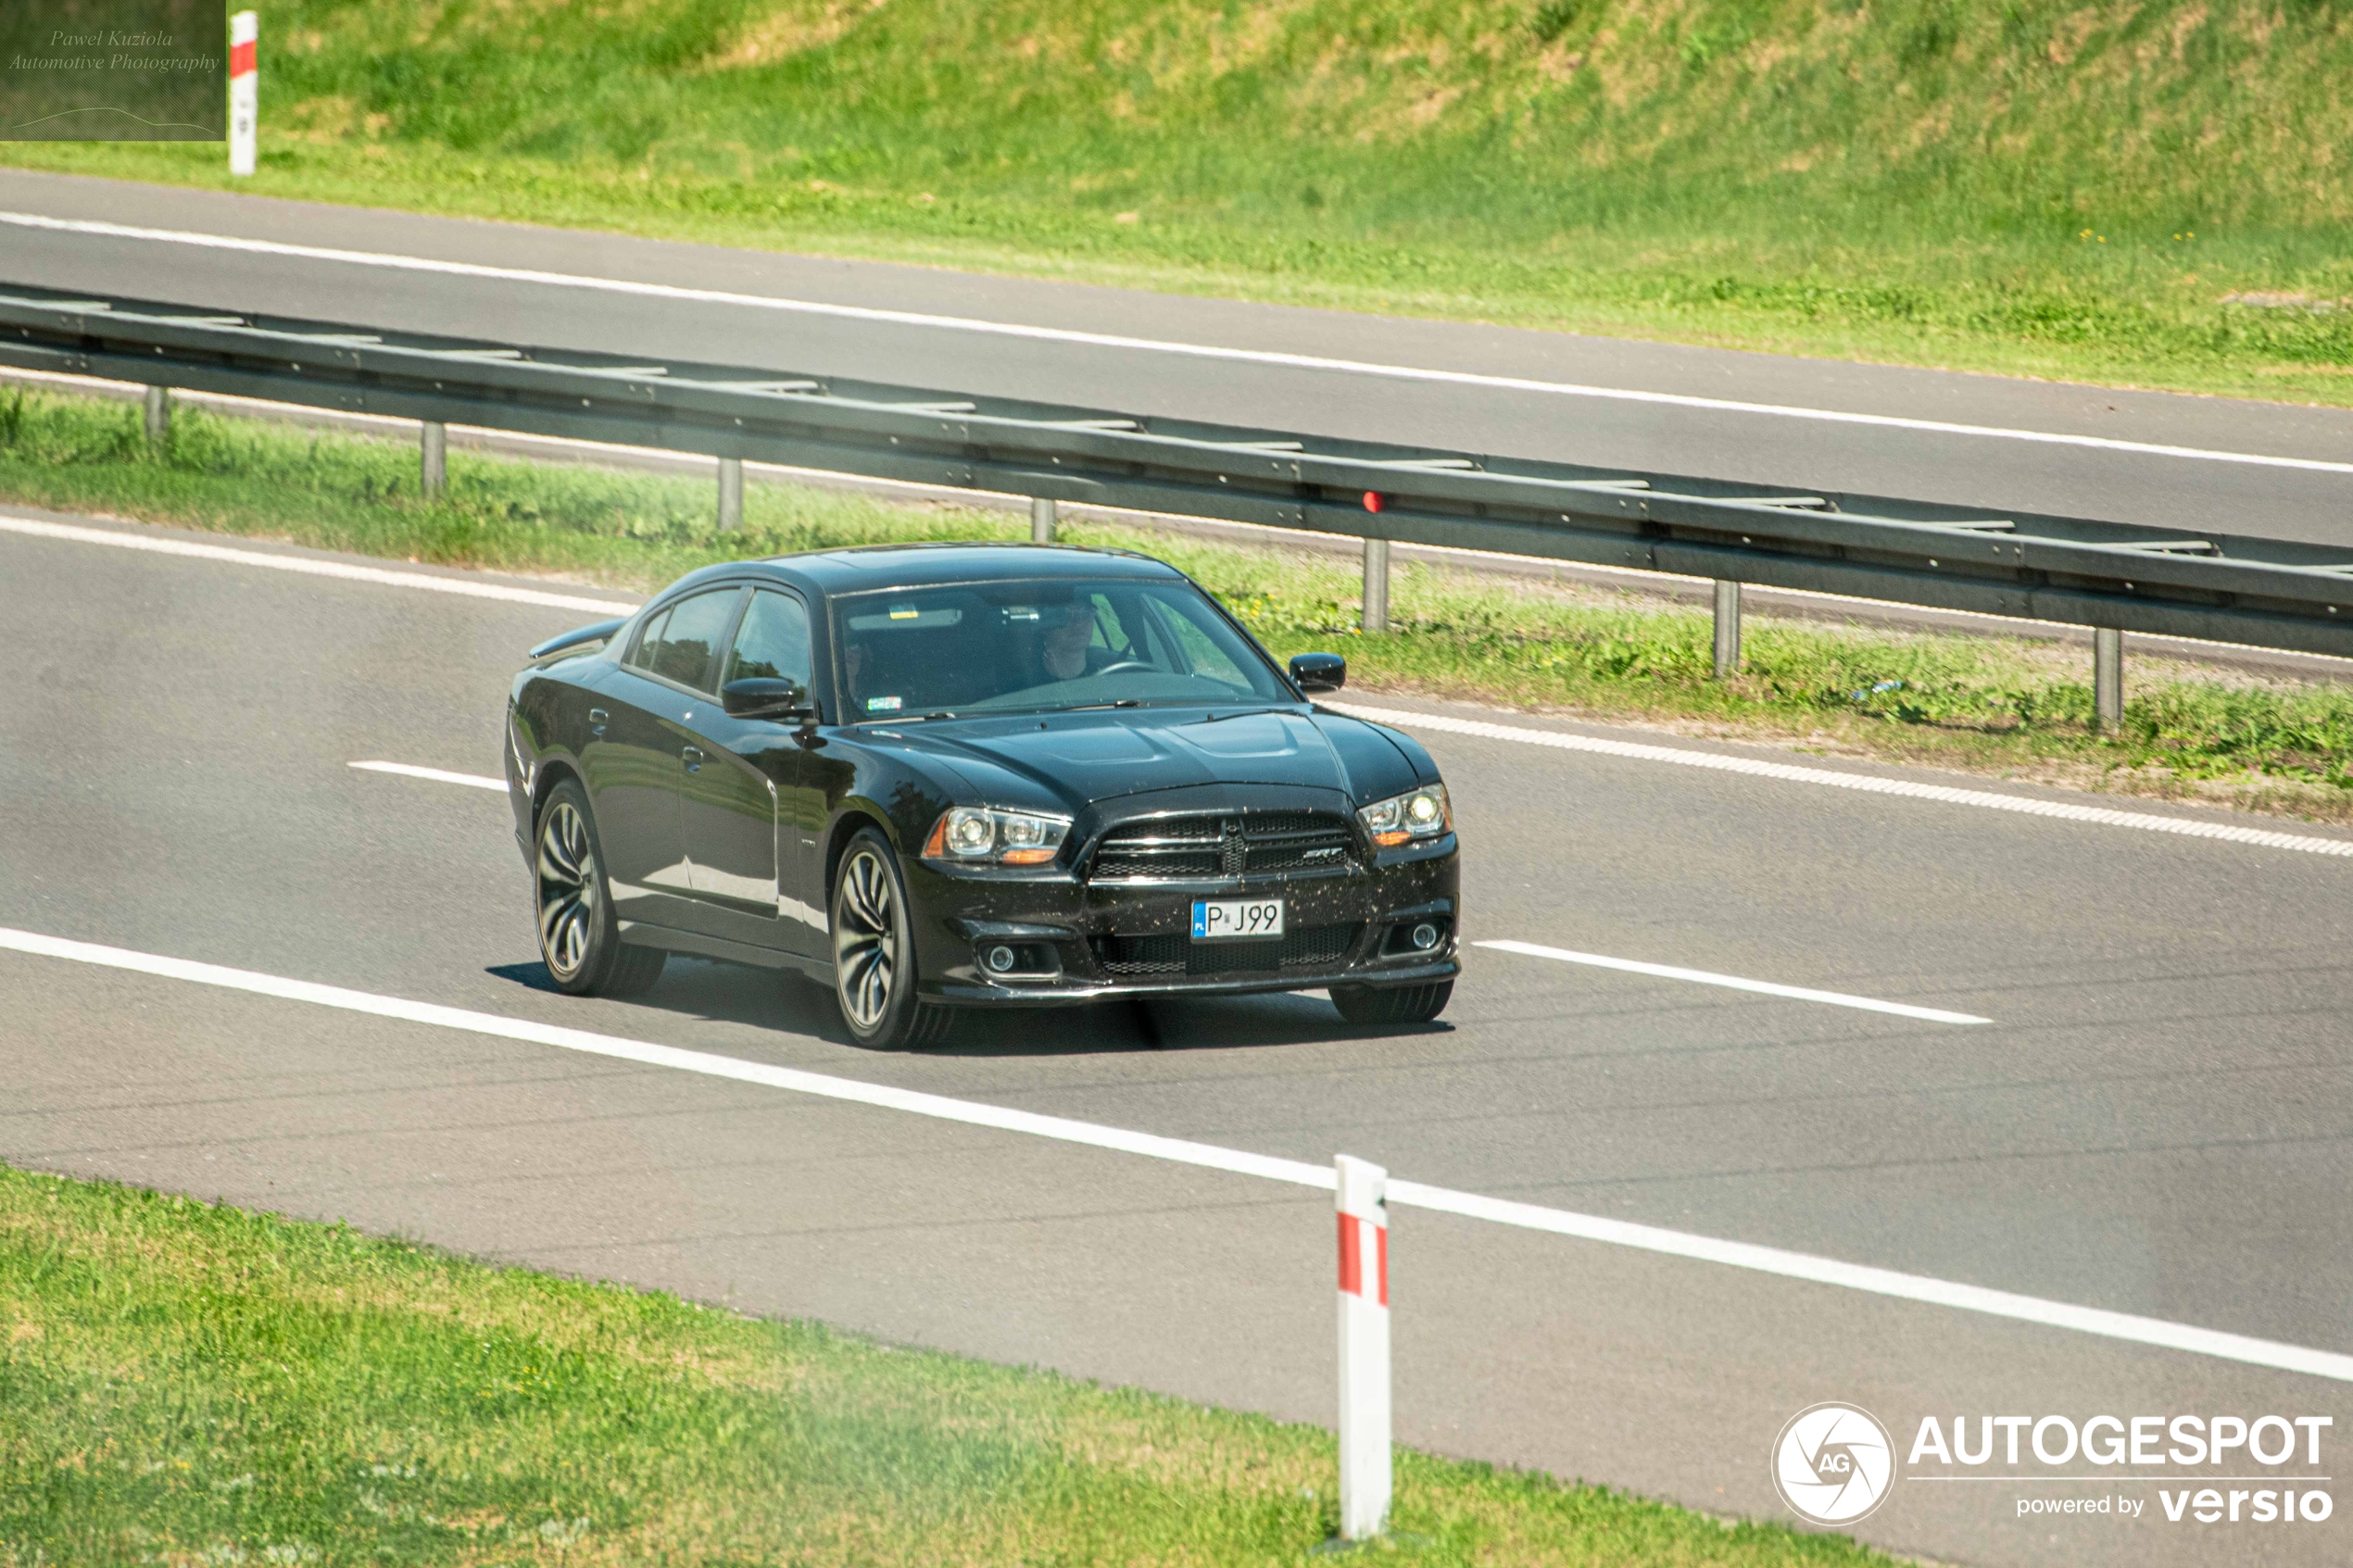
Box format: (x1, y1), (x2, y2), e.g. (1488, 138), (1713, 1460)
(582, 584), (744, 933)
(676, 586), (825, 956)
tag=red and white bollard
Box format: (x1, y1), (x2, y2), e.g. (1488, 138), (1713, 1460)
(1336, 1153), (1391, 1540)
(229, 12), (258, 177)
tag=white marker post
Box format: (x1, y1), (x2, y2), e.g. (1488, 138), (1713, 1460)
(1335, 1153), (1391, 1540)
(228, 13), (258, 177)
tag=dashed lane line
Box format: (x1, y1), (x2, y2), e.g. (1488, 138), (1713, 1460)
(1475, 939), (1991, 1024)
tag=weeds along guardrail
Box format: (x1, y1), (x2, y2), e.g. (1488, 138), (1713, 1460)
(8, 282), (2353, 721)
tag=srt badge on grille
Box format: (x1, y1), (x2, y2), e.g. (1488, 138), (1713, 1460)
(1220, 819), (1247, 876)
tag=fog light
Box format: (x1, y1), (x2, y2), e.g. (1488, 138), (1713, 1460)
(1411, 922), (1440, 951)
(986, 945), (1018, 973)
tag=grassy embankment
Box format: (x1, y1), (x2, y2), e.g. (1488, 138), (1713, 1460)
(0, 1163), (1890, 1566)
(6, 383), (2352, 818)
(8, 0), (2353, 402)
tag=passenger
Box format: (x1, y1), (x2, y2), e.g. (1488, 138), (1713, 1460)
(842, 638), (867, 696)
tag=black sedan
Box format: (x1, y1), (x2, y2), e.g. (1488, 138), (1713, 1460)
(505, 543), (1459, 1048)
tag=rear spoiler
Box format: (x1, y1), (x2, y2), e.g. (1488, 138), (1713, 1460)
(528, 617), (629, 661)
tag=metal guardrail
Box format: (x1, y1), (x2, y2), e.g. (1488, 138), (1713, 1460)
(7, 282), (2353, 699)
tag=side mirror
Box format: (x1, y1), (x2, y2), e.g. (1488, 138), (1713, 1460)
(1289, 652), (1347, 694)
(722, 678), (815, 722)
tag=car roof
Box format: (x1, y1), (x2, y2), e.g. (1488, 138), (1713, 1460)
(636, 543), (1188, 611)
(774, 541), (1185, 595)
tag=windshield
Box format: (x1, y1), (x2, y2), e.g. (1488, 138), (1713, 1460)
(831, 578), (1290, 719)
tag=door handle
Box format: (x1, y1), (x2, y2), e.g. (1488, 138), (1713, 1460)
(681, 745), (704, 772)
(587, 707), (609, 737)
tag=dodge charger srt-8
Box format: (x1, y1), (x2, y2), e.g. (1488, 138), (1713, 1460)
(506, 543), (1460, 1048)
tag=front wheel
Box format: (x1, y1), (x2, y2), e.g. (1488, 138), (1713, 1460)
(830, 828), (956, 1049)
(535, 780), (666, 997)
(1330, 979), (1452, 1026)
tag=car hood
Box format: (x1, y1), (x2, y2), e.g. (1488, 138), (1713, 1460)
(884, 705), (1424, 813)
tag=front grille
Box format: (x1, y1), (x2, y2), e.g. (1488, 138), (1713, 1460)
(1088, 812), (1356, 882)
(1242, 813), (1356, 874)
(1090, 815), (1221, 881)
(1092, 922), (1363, 978)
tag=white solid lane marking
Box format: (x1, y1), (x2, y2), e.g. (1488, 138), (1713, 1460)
(8, 210), (2351, 478)
(0, 513), (639, 616)
(12, 510), (2341, 859)
(1475, 938), (1991, 1024)
(350, 760), (507, 792)
(2, 922), (2347, 1385)
(0, 925), (1328, 1186)
(1378, 1177), (2353, 1386)
(1332, 702), (2353, 859)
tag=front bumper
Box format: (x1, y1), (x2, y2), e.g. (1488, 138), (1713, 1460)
(909, 834), (1461, 1007)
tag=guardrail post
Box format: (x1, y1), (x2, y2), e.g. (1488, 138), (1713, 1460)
(1712, 580), (1742, 677)
(229, 11), (258, 178)
(143, 385), (170, 450)
(718, 456), (744, 533)
(420, 420), (447, 499)
(2094, 628), (2124, 730)
(1335, 1153), (1391, 1541)
(1030, 495), (1057, 544)
(1363, 538), (1390, 633)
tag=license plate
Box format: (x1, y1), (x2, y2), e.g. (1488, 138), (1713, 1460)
(1191, 897), (1285, 940)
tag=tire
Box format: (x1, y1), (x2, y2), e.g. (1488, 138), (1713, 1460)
(829, 827), (957, 1049)
(534, 779), (666, 998)
(1330, 979), (1453, 1026)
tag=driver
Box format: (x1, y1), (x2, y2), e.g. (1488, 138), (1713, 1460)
(1037, 600), (1096, 681)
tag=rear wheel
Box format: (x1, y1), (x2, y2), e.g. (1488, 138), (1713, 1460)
(1330, 979), (1452, 1026)
(535, 780), (666, 997)
(830, 828), (956, 1049)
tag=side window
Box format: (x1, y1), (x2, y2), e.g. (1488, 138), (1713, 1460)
(724, 590), (812, 688)
(631, 588), (738, 693)
(625, 606), (673, 672)
(1087, 592), (1137, 659)
(1149, 596), (1252, 687)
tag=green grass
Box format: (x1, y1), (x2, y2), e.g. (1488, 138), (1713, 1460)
(0, 1162), (1893, 1565)
(7, 383), (2353, 818)
(9, 0), (2353, 402)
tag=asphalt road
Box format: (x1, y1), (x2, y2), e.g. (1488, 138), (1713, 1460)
(5, 169), (2353, 552)
(3, 507), (2348, 1565)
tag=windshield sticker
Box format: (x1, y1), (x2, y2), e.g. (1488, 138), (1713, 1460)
(848, 608), (963, 631)
(866, 696), (903, 712)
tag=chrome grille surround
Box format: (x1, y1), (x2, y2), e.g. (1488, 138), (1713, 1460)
(1086, 810), (1357, 884)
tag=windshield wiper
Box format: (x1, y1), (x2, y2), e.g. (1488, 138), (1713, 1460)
(1196, 706), (1290, 724)
(1056, 699), (1145, 712)
(860, 710), (957, 725)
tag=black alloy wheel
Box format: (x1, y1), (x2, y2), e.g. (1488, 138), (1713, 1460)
(829, 827), (955, 1048)
(534, 779), (666, 997)
(1330, 979), (1453, 1026)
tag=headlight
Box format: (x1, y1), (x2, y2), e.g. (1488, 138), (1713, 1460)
(1356, 784), (1451, 848)
(922, 807), (1072, 867)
